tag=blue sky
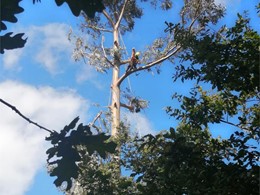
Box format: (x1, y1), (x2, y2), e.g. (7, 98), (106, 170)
(0, 0), (259, 195)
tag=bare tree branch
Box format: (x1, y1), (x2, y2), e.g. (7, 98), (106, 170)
(117, 46), (182, 86)
(0, 98), (54, 133)
(103, 10), (115, 28)
(115, 0), (129, 30)
(92, 124), (102, 134)
(83, 24), (113, 33)
(89, 111), (102, 126)
(101, 36), (113, 66)
(220, 119), (250, 132)
(117, 5), (203, 87)
(120, 59), (130, 66)
(187, 3), (203, 34)
(89, 111), (103, 133)
(120, 102), (134, 112)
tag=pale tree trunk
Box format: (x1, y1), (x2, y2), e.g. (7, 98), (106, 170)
(110, 29), (121, 175)
(111, 29), (120, 137)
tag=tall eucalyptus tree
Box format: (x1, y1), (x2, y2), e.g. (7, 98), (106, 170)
(71, 0), (224, 137)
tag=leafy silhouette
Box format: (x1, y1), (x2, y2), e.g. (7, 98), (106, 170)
(55, 0), (105, 18)
(1, 0), (24, 30)
(0, 0), (27, 53)
(0, 32), (27, 54)
(46, 117), (117, 190)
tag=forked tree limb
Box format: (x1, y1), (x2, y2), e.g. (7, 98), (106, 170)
(0, 98), (54, 133)
(117, 45), (182, 86)
(115, 0), (129, 30)
(89, 111), (102, 126)
(117, 7), (203, 87)
(103, 10), (115, 28)
(88, 111), (103, 133)
(120, 102), (134, 112)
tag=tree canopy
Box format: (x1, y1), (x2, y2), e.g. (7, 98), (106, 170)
(133, 10), (259, 195)
(46, 1), (259, 194)
(1, 0), (259, 194)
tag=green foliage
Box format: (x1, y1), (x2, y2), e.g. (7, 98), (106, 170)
(167, 86), (259, 136)
(175, 14), (259, 94)
(126, 127), (259, 194)
(180, 0), (224, 26)
(65, 121), (140, 195)
(43, 1), (259, 194)
(159, 11), (260, 195)
(46, 117), (117, 191)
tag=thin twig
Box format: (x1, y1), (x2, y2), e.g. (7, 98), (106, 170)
(83, 24), (113, 33)
(188, 0), (202, 32)
(92, 124), (102, 134)
(220, 119), (249, 132)
(120, 102), (134, 112)
(89, 111), (103, 133)
(90, 111), (103, 126)
(0, 98), (54, 133)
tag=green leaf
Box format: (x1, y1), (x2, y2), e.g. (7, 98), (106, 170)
(46, 117), (116, 191)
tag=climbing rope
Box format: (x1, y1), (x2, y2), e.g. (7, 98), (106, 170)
(119, 29), (132, 93)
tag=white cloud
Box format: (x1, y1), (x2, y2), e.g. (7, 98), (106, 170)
(76, 64), (96, 83)
(123, 112), (156, 137)
(214, 0), (241, 6)
(0, 80), (90, 195)
(27, 23), (73, 74)
(214, 0), (229, 6)
(76, 64), (103, 89)
(0, 80), (157, 195)
(1, 23), (73, 74)
(1, 23), (102, 87)
(2, 48), (23, 70)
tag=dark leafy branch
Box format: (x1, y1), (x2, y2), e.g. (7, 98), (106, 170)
(126, 127), (259, 194)
(174, 14), (260, 94)
(55, 0), (105, 18)
(219, 119), (248, 132)
(0, 95), (117, 192)
(46, 117), (117, 190)
(0, 0), (24, 31)
(0, 32), (27, 54)
(0, 0), (27, 53)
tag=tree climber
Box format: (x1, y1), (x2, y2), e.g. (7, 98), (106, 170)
(126, 48), (140, 72)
